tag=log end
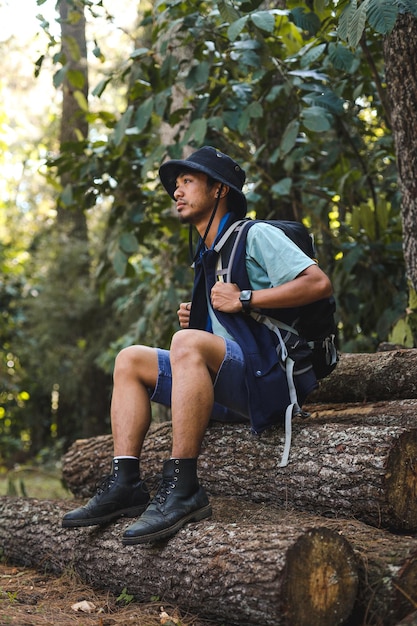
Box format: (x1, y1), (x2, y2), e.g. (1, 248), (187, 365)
(385, 429), (417, 531)
(281, 527), (358, 626)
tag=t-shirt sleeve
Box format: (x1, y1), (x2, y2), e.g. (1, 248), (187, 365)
(245, 222), (315, 288)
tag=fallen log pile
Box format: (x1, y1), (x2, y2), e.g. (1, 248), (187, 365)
(0, 496), (416, 625)
(1, 349), (417, 625)
(62, 399), (417, 531)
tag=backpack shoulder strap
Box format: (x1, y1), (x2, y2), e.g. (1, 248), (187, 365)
(214, 218), (255, 283)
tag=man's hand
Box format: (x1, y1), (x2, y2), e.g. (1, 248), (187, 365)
(211, 282), (242, 313)
(177, 302), (191, 328)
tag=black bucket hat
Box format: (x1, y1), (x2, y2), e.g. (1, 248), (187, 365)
(159, 146), (247, 218)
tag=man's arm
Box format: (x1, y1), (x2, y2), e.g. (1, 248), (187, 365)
(210, 264), (332, 314)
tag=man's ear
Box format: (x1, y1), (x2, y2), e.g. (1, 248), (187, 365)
(216, 184), (229, 198)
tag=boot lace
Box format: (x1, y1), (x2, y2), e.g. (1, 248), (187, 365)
(95, 474), (116, 495)
(154, 477), (176, 504)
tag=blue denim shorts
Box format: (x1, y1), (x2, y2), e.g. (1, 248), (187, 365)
(150, 338), (250, 423)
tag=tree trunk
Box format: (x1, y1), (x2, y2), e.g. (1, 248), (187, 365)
(309, 350), (417, 403)
(1, 496), (417, 626)
(58, 0), (89, 237)
(62, 399), (417, 531)
(384, 13), (417, 293)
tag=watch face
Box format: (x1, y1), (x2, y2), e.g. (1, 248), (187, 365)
(240, 290), (252, 301)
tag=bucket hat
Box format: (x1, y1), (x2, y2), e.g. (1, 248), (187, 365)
(159, 146), (247, 218)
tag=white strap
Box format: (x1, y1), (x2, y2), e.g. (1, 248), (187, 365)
(250, 311), (299, 339)
(213, 219), (247, 252)
(280, 402), (295, 468)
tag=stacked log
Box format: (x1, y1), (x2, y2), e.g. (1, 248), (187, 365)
(0, 496), (416, 625)
(309, 350), (417, 403)
(2, 350), (417, 625)
(62, 399), (417, 531)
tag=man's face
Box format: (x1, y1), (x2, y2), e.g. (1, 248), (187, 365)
(173, 171), (219, 224)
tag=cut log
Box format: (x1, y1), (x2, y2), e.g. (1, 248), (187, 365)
(0, 497), (359, 626)
(1, 497), (417, 626)
(310, 350), (417, 403)
(62, 403), (417, 531)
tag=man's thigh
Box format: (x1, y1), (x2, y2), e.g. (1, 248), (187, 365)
(150, 338), (249, 418)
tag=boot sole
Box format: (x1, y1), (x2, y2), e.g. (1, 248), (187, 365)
(121, 504), (212, 545)
(62, 503), (149, 528)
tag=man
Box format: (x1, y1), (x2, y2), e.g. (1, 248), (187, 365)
(62, 146), (333, 544)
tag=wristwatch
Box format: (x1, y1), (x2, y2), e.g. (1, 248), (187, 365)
(239, 289), (252, 314)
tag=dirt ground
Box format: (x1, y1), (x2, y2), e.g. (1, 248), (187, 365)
(0, 563), (221, 626)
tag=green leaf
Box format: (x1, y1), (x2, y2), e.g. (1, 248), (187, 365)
(389, 318), (414, 347)
(328, 42), (356, 72)
(347, 0), (369, 47)
(135, 98), (154, 132)
(289, 7), (321, 36)
(280, 120), (300, 156)
(410, 287), (417, 311)
(113, 106), (134, 147)
(367, 0), (398, 34)
(288, 69), (328, 81)
(218, 0), (241, 23)
(227, 16), (249, 41)
(112, 249), (128, 277)
(397, 0), (417, 18)
(302, 106), (332, 132)
(60, 184), (73, 207)
(53, 66), (67, 88)
(338, 1), (355, 41)
(271, 177), (292, 196)
(185, 61), (210, 89)
(314, 90), (345, 115)
(73, 90), (88, 111)
(182, 119), (208, 145)
(67, 69), (85, 90)
(247, 101), (263, 118)
(300, 43), (327, 68)
(119, 233), (138, 254)
(251, 11), (275, 33)
(130, 47), (150, 59)
(92, 78), (111, 98)
(63, 35), (81, 61)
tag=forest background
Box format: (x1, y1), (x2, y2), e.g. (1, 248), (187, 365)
(1, 0), (417, 475)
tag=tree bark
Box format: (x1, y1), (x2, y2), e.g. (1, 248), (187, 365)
(62, 400), (417, 531)
(384, 13), (417, 292)
(309, 350), (417, 403)
(1, 497), (417, 626)
(57, 0), (89, 237)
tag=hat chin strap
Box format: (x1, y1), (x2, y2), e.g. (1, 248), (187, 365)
(189, 184), (224, 264)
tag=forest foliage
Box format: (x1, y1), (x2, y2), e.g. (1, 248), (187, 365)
(1, 0), (417, 465)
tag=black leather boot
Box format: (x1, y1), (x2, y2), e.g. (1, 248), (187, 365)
(62, 458), (150, 528)
(122, 458), (212, 545)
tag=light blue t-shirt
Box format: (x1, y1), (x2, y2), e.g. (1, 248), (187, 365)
(210, 222), (315, 339)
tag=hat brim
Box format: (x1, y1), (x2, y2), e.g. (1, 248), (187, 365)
(159, 159), (247, 218)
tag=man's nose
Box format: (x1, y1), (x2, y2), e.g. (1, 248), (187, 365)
(173, 186), (183, 199)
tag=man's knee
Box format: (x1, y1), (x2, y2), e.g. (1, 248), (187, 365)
(170, 329), (202, 363)
(170, 329), (225, 372)
(114, 345), (157, 387)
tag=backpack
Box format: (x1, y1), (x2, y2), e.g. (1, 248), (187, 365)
(214, 218), (339, 380)
(214, 218), (339, 467)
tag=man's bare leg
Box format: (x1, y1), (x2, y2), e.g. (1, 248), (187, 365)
(62, 345), (158, 528)
(122, 329), (225, 544)
(111, 345), (159, 457)
(169, 329), (226, 457)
